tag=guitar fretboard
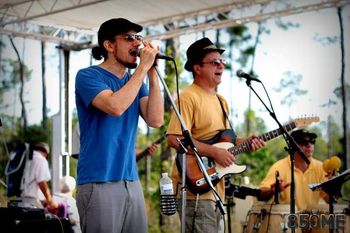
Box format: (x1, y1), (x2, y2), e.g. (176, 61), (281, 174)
(136, 135), (165, 162)
(228, 121), (297, 156)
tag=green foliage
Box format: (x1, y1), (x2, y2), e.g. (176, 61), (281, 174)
(0, 59), (29, 105)
(1, 59), (32, 88)
(242, 109), (267, 136)
(333, 83), (350, 101)
(273, 71), (308, 107)
(274, 18), (300, 30)
(235, 148), (277, 185)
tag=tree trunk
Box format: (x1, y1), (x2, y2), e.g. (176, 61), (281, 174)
(337, 7), (349, 170)
(9, 37), (27, 131)
(41, 41), (48, 128)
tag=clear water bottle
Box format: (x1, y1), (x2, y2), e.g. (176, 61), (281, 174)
(159, 172), (176, 215)
(160, 172), (174, 195)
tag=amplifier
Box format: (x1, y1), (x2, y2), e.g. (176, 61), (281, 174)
(0, 207), (73, 233)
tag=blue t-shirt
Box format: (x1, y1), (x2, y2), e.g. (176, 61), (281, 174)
(75, 66), (148, 185)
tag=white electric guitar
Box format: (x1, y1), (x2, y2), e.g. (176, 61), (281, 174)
(176, 116), (320, 194)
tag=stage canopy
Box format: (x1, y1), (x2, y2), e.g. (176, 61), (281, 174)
(1, 0), (349, 47)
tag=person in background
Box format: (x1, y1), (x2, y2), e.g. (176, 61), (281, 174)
(53, 176), (81, 233)
(135, 143), (159, 160)
(258, 129), (329, 210)
(75, 17), (163, 233)
(166, 37), (265, 233)
(20, 142), (58, 210)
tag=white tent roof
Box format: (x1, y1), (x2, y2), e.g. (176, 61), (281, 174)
(1, 0), (349, 45)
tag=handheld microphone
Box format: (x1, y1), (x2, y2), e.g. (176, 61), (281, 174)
(236, 70), (261, 82)
(274, 170), (280, 204)
(130, 49), (173, 61)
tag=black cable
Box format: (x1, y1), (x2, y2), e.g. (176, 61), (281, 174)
(264, 203), (274, 233)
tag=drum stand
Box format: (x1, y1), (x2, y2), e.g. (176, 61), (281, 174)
(328, 195), (336, 233)
(154, 65), (225, 233)
(224, 176), (235, 233)
(309, 168), (350, 233)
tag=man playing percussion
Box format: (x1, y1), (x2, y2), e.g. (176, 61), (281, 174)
(258, 129), (329, 210)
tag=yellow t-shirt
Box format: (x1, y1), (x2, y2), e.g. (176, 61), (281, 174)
(167, 83), (230, 201)
(259, 156), (328, 211)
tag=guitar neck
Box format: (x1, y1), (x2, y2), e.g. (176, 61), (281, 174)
(136, 135), (165, 162)
(136, 149), (150, 162)
(229, 121), (296, 156)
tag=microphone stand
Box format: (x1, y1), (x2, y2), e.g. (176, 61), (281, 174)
(243, 78), (310, 233)
(154, 65), (225, 233)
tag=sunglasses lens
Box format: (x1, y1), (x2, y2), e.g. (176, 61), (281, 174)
(135, 35), (143, 41)
(210, 59), (225, 66)
(125, 35), (135, 42)
(300, 139), (315, 145)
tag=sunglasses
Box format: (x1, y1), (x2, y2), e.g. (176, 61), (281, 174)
(117, 34), (143, 42)
(298, 138), (316, 146)
(201, 58), (226, 67)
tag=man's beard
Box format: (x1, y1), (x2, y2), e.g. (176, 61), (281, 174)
(114, 52), (137, 69)
(124, 62), (137, 69)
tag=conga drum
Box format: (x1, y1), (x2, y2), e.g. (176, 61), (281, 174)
(242, 204), (298, 233)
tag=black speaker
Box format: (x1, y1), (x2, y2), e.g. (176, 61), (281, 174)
(0, 207), (73, 233)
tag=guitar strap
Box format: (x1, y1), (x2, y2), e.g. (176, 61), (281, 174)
(216, 95), (237, 144)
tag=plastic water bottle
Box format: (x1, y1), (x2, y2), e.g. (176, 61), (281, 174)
(159, 172), (176, 215)
(160, 172), (174, 195)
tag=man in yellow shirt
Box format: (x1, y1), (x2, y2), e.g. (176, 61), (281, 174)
(259, 129), (328, 211)
(166, 37), (265, 233)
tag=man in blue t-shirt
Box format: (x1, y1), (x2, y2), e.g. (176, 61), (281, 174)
(75, 18), (163, 233)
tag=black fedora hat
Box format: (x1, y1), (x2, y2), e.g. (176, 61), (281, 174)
(184, 37), (225, 72)
(98, 18), (142, 46)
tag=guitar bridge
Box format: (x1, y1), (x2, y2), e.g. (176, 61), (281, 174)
(195, 173), (220, 186)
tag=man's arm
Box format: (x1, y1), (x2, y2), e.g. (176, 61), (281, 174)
(258, 179), (290, 201)
(91, 41), (159, 117)
(38, 181), (57, 209)
(139, 75), (163, 128)
(167, 134), (235, 167)
(139, 42), (164, 128)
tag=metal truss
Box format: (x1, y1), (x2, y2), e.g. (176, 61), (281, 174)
(0, 0), (105, 47)
(0, 0), (108, 26)
(0, 0), (349, 49)
(143, 0), (350, 40)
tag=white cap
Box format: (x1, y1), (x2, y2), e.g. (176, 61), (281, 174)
(60, 176), (76, 193)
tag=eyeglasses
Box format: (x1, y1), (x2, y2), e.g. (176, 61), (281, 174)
(201, 58), (226, 67)
(298, 138), (316, 146)
(117, 34), (143, 42)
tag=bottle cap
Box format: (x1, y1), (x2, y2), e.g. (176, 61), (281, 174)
(162, 172), (168, 177)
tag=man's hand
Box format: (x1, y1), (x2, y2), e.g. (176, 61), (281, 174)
(270, 179), (290, 193)
(147, 143), (158, 156)
(138, 40), (159, 72)
(212, 147), (235, 168)
(250, 135), (265, 151)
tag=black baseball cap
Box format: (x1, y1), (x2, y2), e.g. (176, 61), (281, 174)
(291, 129), (317, 143)
(97, 18), (142, 46)
(184, 37), (225, 72)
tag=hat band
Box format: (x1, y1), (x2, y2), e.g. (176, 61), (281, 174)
(203, 45), (218, 50)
